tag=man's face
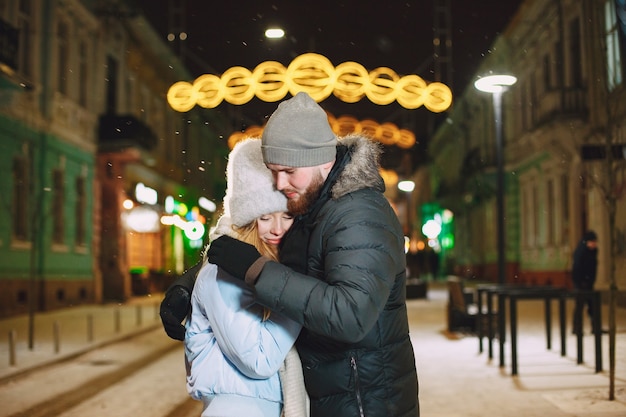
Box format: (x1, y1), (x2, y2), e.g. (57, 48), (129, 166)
(266, 163), (331, 215)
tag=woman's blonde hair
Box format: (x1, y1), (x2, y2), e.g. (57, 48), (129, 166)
(232, 221), (280, 262)
(232, 218), (280, 321)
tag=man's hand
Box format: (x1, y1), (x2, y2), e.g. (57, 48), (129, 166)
(206, 235), (262, 280)
(159, 262), (200, 340)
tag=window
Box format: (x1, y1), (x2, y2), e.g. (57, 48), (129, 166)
(543, 54), (551, 91)
(546, 178), (555, 245)
(52, 170), (65, 245)
(140, 84), (150, 122)
(569, 18), (583, 87)
(560, 174), (570, 245)
(521, 181), (541, 249)
(12, 156), (29, 241)
(522, 186), (531, 248)
(530, 73), (537, 125)
(605, 0), (624, 90)
(57, 21), (69, 95)
(532, 184), (539, 246)
(78, 41), (88, 108)
(75, 176), (86, 246)
(520, 81), (528, 130)
(105, 55), (118, 114)
(125, 74), (133, 114)
(554, 40), (563, 87)
(618, 0), (626, 55)
(17, 0), (33, 78)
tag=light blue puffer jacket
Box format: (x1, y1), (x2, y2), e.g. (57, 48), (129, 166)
(185, 262), (302, 406)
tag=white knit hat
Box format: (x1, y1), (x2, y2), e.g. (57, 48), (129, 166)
(261, 92), (337, 167)
(210, 138), (287, 240)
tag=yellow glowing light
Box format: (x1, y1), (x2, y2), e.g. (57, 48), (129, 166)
(227, 112), (416, 150)
(379, 169), (399, 188)
(167, 53), (452, 112)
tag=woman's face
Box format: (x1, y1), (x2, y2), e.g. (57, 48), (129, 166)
(257, 212), (294, 246)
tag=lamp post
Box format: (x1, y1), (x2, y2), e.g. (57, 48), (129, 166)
(474, 74), (517, 284)
(398, 180), (415, 238)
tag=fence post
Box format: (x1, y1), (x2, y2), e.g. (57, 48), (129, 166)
(53, 321), (60, 354)
(9, 330), (17, 366)
(136, 305), (142, 327)
(87, 314), (93, 342)
(115, 308), (121, 333)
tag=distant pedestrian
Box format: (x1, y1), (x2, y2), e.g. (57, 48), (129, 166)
(571, 230), (599, 334)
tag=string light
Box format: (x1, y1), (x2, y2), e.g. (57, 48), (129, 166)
(227, 113), (416, 150)
(168, 53), (452, 112)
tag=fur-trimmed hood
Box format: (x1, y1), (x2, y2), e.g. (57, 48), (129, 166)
(331, 134), (385, 199)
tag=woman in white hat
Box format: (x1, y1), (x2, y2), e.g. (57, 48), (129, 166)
(184, 138), (308, 417)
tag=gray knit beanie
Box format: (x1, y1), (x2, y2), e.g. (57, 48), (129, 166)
(261, 92), (337, 167)
(212, 138), (287, 239)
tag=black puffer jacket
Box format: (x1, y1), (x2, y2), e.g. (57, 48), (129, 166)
(255, 135), (419, 417)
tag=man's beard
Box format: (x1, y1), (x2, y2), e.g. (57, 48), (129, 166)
(286, 171), (325, 216)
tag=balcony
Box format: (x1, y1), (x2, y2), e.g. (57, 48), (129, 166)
(98, 114), (158, 151)
(0, 18), (18, 71)
(534, 87), (588, 127)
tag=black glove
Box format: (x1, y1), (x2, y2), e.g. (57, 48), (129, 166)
(206, 235), (262, 280)
(159, 262), (201, 340)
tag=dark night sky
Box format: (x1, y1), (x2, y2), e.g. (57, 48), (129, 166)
(136, 0), (523, 142)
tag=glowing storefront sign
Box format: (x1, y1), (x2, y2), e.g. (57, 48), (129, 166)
(185, 221), (206, 240)
(161, 215), (205, 240)
(167, 53), (452, 113)
(135, 182), (158, 205)
(198, 196), (217, 212)
(125, 206), (161, 233)
(162, 195), (207, 240)
(422, 219), (442, 239)
(165, 195), (188, 216)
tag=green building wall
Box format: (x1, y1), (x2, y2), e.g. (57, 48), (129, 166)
(0, 114), (95, 316)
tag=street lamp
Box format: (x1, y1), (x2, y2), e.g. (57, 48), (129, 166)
(265, 28), (285, 39)
(398, 180), (415, 238)
(474, 74), (517, 284)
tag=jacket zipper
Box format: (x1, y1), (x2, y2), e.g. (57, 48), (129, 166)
(350, 356), (365, 417)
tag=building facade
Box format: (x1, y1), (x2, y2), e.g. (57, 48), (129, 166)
(428, 0), (626, 293)
(0, 0), (229, 317)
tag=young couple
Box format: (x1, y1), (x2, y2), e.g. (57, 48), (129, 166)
(162, 92), (420, 417)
